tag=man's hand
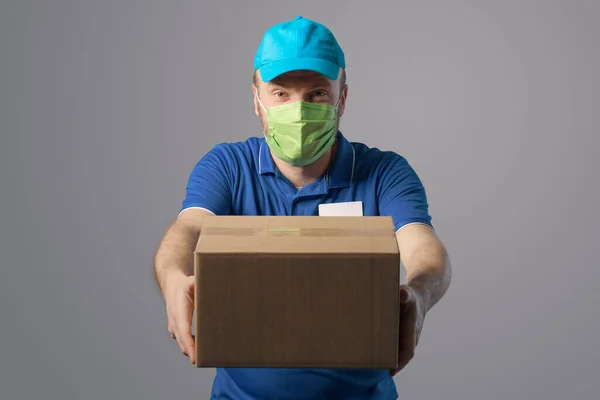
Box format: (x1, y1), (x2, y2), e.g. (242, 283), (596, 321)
(390, 284), (426, 376)
(164, 271), (196, 364)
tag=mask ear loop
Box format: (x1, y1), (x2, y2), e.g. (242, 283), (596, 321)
(336, 91), (344, 107)
(325, 88), (345, 181)
(255, 90), (267, 113)
(335, 89), (345, 121)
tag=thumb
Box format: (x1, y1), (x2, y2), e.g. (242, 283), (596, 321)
(400, 285), (414, 304)
(183, 276), (195, 304)
(185, 275), (195, 292)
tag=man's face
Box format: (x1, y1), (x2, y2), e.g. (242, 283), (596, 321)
(252, 69), (347, 136)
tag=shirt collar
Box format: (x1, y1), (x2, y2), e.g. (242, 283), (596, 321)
(258, 138), (277, 175)
(258, 131), (356, 189)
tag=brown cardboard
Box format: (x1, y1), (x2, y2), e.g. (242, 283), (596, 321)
(193, 215), (400, 369)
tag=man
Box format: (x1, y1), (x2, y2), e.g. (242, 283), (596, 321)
(154, 16), (452, 400)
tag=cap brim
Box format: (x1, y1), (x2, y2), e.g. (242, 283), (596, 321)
(258, 58), (340, 82)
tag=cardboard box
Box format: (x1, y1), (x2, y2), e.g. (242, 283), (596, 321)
(193, 215), (400, 369)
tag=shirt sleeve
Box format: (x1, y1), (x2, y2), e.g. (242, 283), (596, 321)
(377, 152), (433, 232)
(179, 144), (232, 216)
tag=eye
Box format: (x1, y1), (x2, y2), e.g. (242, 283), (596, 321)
(274, 91), (286, 98)
(313, 90), (328, 97)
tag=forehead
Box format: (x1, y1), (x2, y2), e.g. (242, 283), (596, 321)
(266, 70), (333, 88)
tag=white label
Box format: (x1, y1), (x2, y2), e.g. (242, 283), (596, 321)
(318, 201), (363, 217)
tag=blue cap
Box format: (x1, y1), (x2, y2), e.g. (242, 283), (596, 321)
(253, 16), (345, 82)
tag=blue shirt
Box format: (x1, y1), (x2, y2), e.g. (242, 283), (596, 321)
(180, 131), (432, 400)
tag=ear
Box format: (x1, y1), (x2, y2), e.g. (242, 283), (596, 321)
(252, 84), (260, 117)
(337, 84), (348, 118)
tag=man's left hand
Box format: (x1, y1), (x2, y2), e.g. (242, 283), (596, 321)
(390, 284), (427, 376)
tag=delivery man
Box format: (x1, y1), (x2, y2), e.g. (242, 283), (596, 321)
(153, 16), (452, 400)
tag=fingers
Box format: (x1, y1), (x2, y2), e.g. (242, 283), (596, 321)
(169, 311), (195, 363)
(168, 310), (186, 354)
(390, 352), (413, 376)
(177, 316), (196, 362)
(164, 274), (197, 365)
(167, 305), (177, 339)
(179, 276), (196, 363)
(391, 285), (418, 376)
(399, 289), (417, 349)
(168, 319), (175, 339)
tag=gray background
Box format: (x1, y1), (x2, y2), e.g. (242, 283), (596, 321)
(1, 0), (598, 399)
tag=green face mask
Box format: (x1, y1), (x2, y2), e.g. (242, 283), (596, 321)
(257, 95), (341, 167)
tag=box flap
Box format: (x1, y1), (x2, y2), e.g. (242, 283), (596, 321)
(195, 216), (399, 255)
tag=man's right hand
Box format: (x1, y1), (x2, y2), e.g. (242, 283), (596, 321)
(165, 271), (196, 364)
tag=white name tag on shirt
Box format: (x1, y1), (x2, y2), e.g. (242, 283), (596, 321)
(318, 201), (363, 217)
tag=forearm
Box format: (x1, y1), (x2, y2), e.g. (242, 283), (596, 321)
(153, 219), (200, 298)
(404, 241), (452, 311)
